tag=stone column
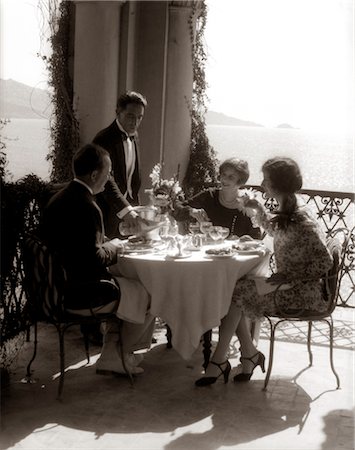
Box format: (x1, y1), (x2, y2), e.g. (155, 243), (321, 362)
(133, 1), (194, 199)
(162, 2), (194, 181)
(72, 1), (124, 144)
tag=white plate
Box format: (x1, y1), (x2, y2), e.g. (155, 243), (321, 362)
(122, 248), (154, 255)
(165, 253), (192, 260)
(234, 248), (265, 255)
(204, 253), (236, 259)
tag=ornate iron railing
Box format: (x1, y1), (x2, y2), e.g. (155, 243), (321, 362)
(249, 186), (354, 308)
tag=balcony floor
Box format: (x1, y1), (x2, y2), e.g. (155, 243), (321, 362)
(1, 308), (354, 450)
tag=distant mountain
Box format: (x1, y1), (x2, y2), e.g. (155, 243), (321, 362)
(206, 110), (264, 127)
(276, 123), (296, 129)
(0, 79), (52, 119)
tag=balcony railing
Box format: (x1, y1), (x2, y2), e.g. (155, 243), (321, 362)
(249, 186), (354, 308)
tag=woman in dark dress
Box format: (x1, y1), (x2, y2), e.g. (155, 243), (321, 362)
(179, 158), (260, 239)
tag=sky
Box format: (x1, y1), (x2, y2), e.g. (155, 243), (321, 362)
(0, 0), (49, 90)
(1, 0), (354, 133)
(204, 0), (354, 132)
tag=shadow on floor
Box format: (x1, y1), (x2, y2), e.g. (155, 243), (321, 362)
(1, 326), (313, 450)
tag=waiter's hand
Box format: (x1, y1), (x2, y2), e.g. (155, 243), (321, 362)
(120, 210), (146, 236)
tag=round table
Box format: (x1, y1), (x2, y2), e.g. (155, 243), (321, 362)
(110, 246), (269, 360)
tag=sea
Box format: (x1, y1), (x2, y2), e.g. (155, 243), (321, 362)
(2, 119), (354, 193)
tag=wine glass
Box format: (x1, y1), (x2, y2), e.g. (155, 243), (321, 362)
(209, 226), (222, 243)
(188, 221), (201, 235)
(218, 227), (230, 242)
(200, 221), (213, 244)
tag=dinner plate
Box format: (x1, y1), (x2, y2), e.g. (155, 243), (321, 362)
(165, 253), (192, 260)
(234, 248), (265, 255)
(204, 253), (236, 259)
(122, 248), (154, 255)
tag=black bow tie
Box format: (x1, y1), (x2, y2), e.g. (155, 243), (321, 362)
(122, 134), (135, 142)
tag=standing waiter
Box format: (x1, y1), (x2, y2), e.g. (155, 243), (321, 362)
(93, 91), (147, 238)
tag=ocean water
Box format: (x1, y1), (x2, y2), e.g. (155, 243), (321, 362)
(207, 125), (354, 193)
(2, 118), (52, 181)
(2, 119), (354, 193)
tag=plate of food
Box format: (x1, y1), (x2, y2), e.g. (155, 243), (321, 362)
(232, 235), (265, 254)
(204, 247), (236, 259)
(123, 236), (163, 254)
(165, 252), (192, 260)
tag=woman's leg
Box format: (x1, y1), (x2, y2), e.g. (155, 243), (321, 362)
(202, 302), (242, 377)
(235, 315), (260, 373)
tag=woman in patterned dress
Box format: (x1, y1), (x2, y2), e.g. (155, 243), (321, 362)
(195, 157), (333, 386)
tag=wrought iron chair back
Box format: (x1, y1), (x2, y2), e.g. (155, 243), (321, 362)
(263, 227), (352, 391)
(22, 234), (129, 400)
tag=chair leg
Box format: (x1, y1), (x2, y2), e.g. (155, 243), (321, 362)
(327, 317), (340, 389)
(57, 327), (65, 400)
(307, 321), (313, 366)
(83, 332), (90, 364)
(263, 319), (277, 391)
(26, 321), (38, 378)
(202, 330), (212, 370)
(165, 324), (172, 349)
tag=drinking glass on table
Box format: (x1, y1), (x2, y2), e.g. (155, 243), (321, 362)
(200, 221), (213, 244)
(159, 221), (170, 244)
(209, 225), (222, 243)
(188, 220), (201, 235)
(218, 226), (230, 241)
(188, 220), (202, 249)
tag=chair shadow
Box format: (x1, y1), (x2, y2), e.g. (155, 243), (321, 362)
(320, 407), (355, 449)
(2, 336), (313, 450)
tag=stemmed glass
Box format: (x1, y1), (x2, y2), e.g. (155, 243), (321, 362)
(188, 221), (201, 235)
(200, 221), (213, 244)
(188, 220), (202, 249)
(209, 226), (222, 243)
(218, 227), (230, 242)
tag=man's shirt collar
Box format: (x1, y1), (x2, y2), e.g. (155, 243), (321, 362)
(73, 178), (94, 195)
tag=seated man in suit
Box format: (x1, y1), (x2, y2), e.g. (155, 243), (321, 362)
(41, 143), (155, 375)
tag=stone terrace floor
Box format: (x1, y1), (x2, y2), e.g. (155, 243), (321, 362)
(1, 307), (354, 450)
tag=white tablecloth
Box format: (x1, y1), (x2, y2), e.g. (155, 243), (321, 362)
(109, 248), (269, 360)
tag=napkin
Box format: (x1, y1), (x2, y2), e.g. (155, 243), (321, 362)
(113, 276), (150, 324)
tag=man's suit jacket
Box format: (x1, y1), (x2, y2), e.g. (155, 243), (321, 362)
(93, 120), (142, 237)
(41, 181), (119, 308)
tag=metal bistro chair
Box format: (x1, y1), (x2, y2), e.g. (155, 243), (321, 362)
(22, 234), (131, 400)
(263, 227), (352, 390)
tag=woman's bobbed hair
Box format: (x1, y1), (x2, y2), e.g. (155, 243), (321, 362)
(262, 157), (302, 194)
(219, 158), (250, 185)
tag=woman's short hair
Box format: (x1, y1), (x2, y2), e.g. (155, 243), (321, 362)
(72, 144), (110, 177)
(262, 157), (302, 194)
(116, 91), (147, 113)
(219, 158), (250, 185)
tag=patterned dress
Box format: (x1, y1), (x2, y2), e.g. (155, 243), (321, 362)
(233, 206), (333, 318)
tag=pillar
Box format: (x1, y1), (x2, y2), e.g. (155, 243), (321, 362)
(72, 1), (124, 144)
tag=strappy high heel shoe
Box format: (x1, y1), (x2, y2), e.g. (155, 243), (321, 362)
(233, 351), (265, 382)
(195, 360), (231, 387)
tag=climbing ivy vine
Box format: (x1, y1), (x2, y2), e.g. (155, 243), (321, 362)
(183, 0), (218, 198)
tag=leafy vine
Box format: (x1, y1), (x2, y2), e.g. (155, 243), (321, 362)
(183, 0), (218, 198)
(39, 0), (79, 182)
